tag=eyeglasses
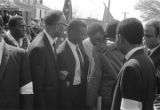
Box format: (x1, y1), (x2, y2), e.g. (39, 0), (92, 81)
(56, 22), (68, 27)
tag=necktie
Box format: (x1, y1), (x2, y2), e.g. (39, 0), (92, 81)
(52, 42), (59, 72)
(52, 42), (58, 62)
(76, 46), (84, 70)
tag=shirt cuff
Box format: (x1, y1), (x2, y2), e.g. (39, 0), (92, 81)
(120, 98), (142, 110)
(20, 82), (34, 94)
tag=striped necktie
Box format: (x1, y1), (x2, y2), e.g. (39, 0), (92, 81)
(76, 45), (84, 70)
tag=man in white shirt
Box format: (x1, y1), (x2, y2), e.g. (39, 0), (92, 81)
(57, 19), (89, 110)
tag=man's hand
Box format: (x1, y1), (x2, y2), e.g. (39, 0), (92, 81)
(59, 70), (69, 80)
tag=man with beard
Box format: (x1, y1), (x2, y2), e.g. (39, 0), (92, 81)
(3, 16), (29, 49)
(0, 16), (33, 109)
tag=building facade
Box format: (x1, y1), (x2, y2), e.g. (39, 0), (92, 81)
(0, 0), (52, 20)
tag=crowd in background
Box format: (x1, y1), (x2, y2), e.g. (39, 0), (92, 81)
(0, 9), (159, 110)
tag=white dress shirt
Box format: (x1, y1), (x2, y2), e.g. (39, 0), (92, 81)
(67, 39), (82, 85)
(0, 38), (4, 66)
(82, 37), (95, 82)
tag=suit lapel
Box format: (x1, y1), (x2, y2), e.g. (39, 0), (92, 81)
(0, 43), (10, 80)
(43, 33), (55, 61)
(43, 33), (59, 71)
(65, 42), (76, 81)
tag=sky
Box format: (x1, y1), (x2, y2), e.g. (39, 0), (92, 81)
(43, 0), (141, 21)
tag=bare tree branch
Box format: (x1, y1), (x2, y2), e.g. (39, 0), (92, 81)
(135, 0), (160, 21)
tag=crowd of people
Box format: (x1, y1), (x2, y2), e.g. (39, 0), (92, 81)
(0, 9), (159, 110)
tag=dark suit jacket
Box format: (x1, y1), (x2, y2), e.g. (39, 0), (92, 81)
(111, 48), (156, 110)
(149, 44), (160, 93)
(149, 44), (160, 68)
(57, 40), (89, 108)
(27, 32), (58, 109)
(0, 42), (33, 109)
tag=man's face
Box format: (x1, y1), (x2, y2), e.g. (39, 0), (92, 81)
(14, 19), (26, 39)
(116, 34), (126, 54)
(73, 26), (87, 44)
(54, 15), (67, 38)
(90, 32), (104, 46)
(144, 25), (157, 49)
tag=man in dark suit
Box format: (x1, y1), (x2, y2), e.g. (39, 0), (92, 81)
(27, 10), (67, 109)
(94, 20), (124, 110)
(0, 16), (33, 109)
(111, 18), (156, 110)
(143, 19), (160, 109)
(57, 19), (89, 110)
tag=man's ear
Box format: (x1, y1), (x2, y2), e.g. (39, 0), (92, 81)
(56, 24), (60, 32)
(116, 34), (122, 44)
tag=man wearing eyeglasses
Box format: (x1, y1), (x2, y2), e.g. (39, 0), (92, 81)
(27, 10), (67, 110)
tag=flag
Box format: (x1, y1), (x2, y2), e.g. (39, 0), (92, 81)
(63, 0), (72, 23)
(102, 0), (114, 29)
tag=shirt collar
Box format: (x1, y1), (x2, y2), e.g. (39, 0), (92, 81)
(7, 31), (19, 47)
(150, 44), (160, 54)
(44, 30), (57, 46)
(88, 37), (94, 49)
(125, 46), (143, 61)
(0, 38), (5, 47)
(66, 38), (76, 49)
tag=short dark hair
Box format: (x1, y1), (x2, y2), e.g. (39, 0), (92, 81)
(44, 10), (63, 26)
(105, 20), (119, 39)
(87, 23), (104, 37)
(8, 16), (24, 29)
(67, 19), (87, 34)
(0, 16), (3, 27)
(117, 18), (144, 44)
(145, 19), (160, 37)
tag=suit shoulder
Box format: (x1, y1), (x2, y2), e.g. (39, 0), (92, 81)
(7, 44), (25, 53)
(57, 40), (66, 54)
(27, 32), (45, 51)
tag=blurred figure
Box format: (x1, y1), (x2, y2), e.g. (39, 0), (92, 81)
(57, 19), (89, 110)
(82, 23), (105, 110)
(3, 16), (30, 49)
(27, 10), (67, 110)
(3, 11), (10, 26)
(111, 18), (156, 110)
(0, 15), (33, 109)
(95, 20), (124, 110)
(143, 19), (160, 110)
(105, 20), (119, 45)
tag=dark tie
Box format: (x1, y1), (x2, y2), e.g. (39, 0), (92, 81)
(76, 46), (84, 70)
(52, 42), (58, 62)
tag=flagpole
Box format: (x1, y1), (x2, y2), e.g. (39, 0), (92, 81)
(107, 0), (111, 23)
